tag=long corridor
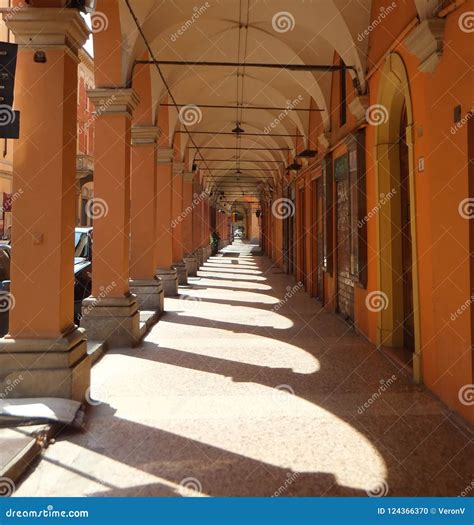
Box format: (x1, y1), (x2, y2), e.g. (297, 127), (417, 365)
(16, 244), (473, 497)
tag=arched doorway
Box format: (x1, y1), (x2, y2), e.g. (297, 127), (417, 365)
(374, 53), (421, 381)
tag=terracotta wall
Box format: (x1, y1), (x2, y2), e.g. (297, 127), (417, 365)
(264, 0), (474, 424)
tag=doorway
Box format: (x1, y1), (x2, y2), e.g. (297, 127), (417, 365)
(375, 52), (421, 380)
(399, 105), (415, 351)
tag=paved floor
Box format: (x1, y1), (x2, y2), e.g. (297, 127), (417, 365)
(16, 243), (473, 497)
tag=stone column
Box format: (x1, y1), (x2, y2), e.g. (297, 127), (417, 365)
(80, 88), (140, 347)
(0, 8), (90, 400)
(129, 126), (164, 314)
(182, 172), (197, 276)
(171, 162), (188, 285)
(192, 179), (204, 268)
(155, 148), (179, 296)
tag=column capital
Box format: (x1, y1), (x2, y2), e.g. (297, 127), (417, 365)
(348, 95), (369, 125)
(318, 132), (332, 153)
(87, 88), (140, 118)
(4, 8), (89, 59)
(173, 162), (185, 176)
(157, 147), (175, 164)
(132, 126), (161, 146)
(404, 18), (445, 73)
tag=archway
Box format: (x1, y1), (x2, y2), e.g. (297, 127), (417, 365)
(374, 53), (422, 381)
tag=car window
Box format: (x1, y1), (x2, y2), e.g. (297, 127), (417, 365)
(75, 232), (89, 258)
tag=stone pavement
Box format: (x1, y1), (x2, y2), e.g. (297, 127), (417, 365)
(14, 244), (474, 497)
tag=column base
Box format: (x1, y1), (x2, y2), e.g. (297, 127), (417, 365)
(194, 248), (204, 269)
(203, 246), (211, 261)
(129, 278), (164, 314)
(183, 255), (198, 276)
(172, 262), (188, 285)
(80, 295), (140, 348)
(0, 328), (90, 402)
(156, 268), (179, 296)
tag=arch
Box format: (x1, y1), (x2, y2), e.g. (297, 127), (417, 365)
(374, 52), (422, 381)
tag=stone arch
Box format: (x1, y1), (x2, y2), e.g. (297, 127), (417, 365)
(374, 52), (422, 381)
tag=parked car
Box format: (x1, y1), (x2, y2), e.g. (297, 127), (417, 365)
(0, 228), (93, 336)
(74, 227), (93, 323)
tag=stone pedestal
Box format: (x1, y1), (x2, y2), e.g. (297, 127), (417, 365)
(0, 328), (90, 401)
(173, 262), (188, 286)
(80, 295), (140, 348)
(183, 255), (198, 276)
(156, 268), (179, 296)
(194, 248), (204, 269)
(129, 278), (164, 314)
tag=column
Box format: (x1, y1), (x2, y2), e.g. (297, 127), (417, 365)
(155, 148), (179, 296)
(192, 178), (204, 268)
(0, 8), (90, 400)
(80, 88), (140, 347)
(182, 172), (198, 276)
(171, 162), (188, 285)
(129, 126), (164, 314)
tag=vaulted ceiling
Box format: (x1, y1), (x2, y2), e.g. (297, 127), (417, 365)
(103, 0), (438, 206)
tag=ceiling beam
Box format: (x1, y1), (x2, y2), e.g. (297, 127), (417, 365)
(161, 103), (322, 112)
(188, 146), (289, 151)
(177, 131), (303, 138)
(135, 60), (354, 72)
